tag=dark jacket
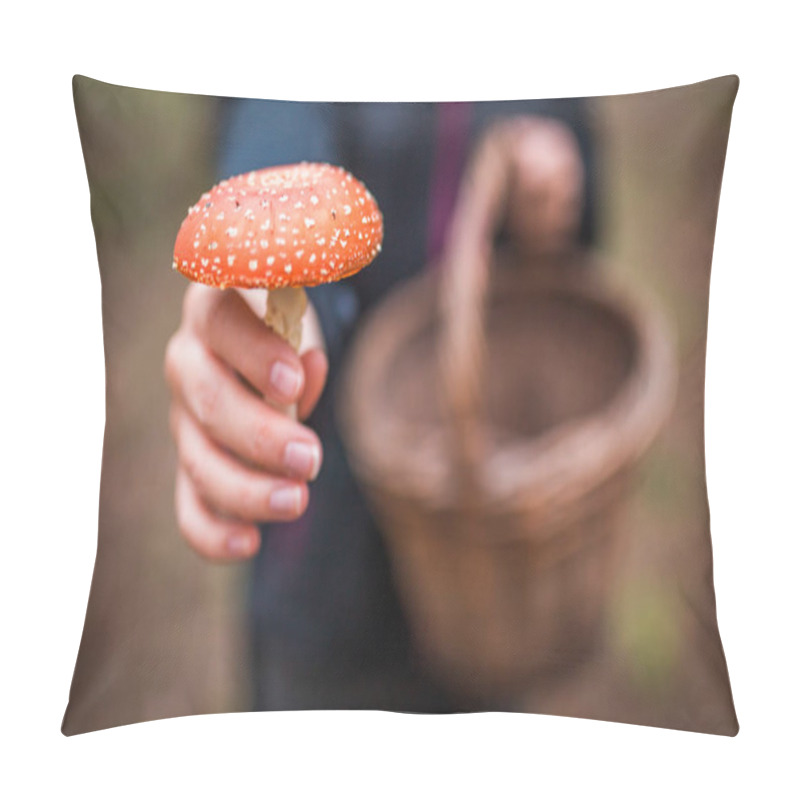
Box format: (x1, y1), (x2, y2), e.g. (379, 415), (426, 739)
(216, 98), (594, 711)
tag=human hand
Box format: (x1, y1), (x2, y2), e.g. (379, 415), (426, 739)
(164, 283), (328, 562)
(445, 116), (584, 265)
(502, 117), (584, 257)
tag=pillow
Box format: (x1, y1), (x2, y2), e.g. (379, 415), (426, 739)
(63, 74), (739, 736)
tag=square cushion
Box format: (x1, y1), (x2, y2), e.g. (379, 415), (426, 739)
(63, 74), (739, 736)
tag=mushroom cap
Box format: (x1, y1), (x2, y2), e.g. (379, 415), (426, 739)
(173, 162), (383, 289)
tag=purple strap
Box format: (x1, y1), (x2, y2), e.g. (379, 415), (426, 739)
(426, 102), (473, 267)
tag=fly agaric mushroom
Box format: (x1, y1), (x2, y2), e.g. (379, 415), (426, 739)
(173, 162), (383, 353)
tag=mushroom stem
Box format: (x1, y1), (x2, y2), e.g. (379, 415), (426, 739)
(264, 286), (308, 421)
(264, 286), (308, 352)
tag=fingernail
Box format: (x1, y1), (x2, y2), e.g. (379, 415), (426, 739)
(227, 534), (253, 557)
(270, 361), (302, 401)
(284, 441), (321, 480)
(270, 485), (302, 515)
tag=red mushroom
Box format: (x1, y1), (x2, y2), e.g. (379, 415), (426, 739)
(173, 162), (383, 352)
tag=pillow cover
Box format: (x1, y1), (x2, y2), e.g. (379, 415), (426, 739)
(63, 74), (739, 735)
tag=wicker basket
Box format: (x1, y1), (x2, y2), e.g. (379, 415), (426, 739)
(337, 251), (676, 700)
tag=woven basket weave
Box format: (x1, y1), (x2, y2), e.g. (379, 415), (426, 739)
(337, 251), (675, 699)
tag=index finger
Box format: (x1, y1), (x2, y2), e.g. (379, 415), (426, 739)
(190, 286), (306, 408)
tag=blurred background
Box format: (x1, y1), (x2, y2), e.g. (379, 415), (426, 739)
(63, 77), (737, 735)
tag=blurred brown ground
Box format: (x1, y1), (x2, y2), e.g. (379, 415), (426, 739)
(64, 80), (250, 734)
(63, 78), (737, 735)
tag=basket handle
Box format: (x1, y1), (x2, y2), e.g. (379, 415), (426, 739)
(436, 130), (510, 500)
(437, 117), (584, 499)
